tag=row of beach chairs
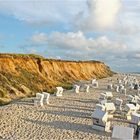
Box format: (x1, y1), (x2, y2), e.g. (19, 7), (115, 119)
(92, 74), (140, 139)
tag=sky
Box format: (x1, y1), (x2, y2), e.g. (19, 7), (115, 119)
(0, 0), (140, 72)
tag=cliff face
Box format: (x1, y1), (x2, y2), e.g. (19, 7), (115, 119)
(0, 54), (113, 104)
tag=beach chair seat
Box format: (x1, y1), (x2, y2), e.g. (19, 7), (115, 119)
(105, 102), (116, 114)
(95, 104), (105, 111)
(34, 93), (44, 106)
(111, 125), (134, 140)
(100, 99), (107, 105)
(56, 87), (63, 96)
(42, 92), (50, 104)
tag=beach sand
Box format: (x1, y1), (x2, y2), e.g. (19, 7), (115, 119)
(0, 74), (140, 140)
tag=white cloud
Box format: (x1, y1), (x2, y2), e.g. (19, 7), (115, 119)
(0, 0), (86, 25)
(117, 25), (140, 35)
(31, 33), (47, 43)
(29, 31), (127, 54)
(76, 0), (122, 31)
(134, 53), (140, 59)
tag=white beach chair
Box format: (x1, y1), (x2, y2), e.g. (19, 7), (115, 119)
(124, 104), (137, 120)
(116, 85), (120, 93)
(120, 88), (127, 95)
(99, 93), (107, 101)
(105, 92), (113, 100)
(127, 95), (134, 103)
(74, 85), (80, 93)
(118, 79), (122, 84)
(129, 83), (134, 90)
(92, 79), (99, 88)
(119, 84), (125, 90)
(111, 125), (134, 140)
(34, 93), (44, 106)
(91, 79), (96, 84)
(42, 92), (50, 104)
(91, 109), (110, 132)
(85, 85), (90, 93)
(130, 112), (140, 134)
(115, 98), (123, 111)
(107, 84), (113, 90)
(138, 88), (140, 95)
(56, 87), (63, 97)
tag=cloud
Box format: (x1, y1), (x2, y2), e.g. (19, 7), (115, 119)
(117, 25), (140, 35)
(29, 31), (127, 53)
(75, 0), (122, 31)
(31, 33), (47, 43)
(0, 0), (86, 26)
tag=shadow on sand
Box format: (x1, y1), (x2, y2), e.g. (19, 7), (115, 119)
(49, 104), (94, 112)
(23, 118), (110, 136)
(38, 109), (91, 119)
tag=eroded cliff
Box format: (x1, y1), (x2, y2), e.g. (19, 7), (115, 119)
(0, 54), (113, 105)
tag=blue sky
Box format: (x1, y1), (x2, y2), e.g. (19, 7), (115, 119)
(0, 0), (140, 72)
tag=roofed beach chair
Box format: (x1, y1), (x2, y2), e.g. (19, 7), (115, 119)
(120, 88), (127, 95)
(138, 87), (140, 95)
(92, 79), (99, 88)
(129, 83), (134, 90)
(124, 103), (137, 120)
(74, 85), (80, 93)
(115, 85), (120, 93)
(91, 109), (111, 132)
(56, 87), (63, 97)
(127, 95), (135, 103)
(107, 84), (113, 90)
(42, 92), (50, 104)
(105, 92), (113, 100)
(99, 93), (106, 102)
(129, 112), (140, 135)
(34, 93), (44, 106)
(91, 79), (96, 84)
(115, 98), (123, 112)
(85, 84), (90, 93)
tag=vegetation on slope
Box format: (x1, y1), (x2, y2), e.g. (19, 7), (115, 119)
(0, 53), (113, 105)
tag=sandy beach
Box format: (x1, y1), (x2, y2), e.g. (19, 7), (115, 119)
(0, 74), (140, 140)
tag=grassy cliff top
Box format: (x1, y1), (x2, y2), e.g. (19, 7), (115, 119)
(0, 53), (102, 63)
